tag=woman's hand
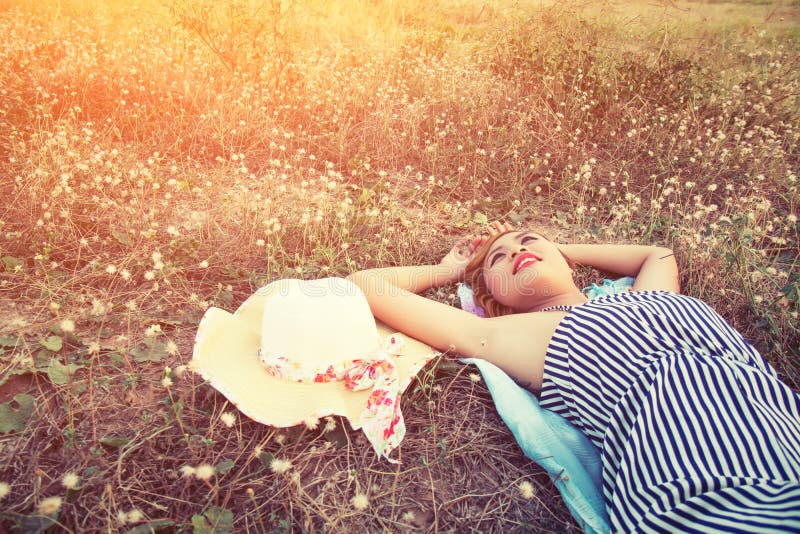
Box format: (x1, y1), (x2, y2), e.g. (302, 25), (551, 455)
(439, 236), (485, 280)
(439, 221), (514, 280)
(487, 221), (514, 236)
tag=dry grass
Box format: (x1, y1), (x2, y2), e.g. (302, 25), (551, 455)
(0, 0), (798, 531)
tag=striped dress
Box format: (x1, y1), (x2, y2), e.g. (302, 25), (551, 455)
(539, 291), (800, 533)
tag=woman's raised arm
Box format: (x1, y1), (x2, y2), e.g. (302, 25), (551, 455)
(558, 243), (680, 293)
(346, 236), (488, 355)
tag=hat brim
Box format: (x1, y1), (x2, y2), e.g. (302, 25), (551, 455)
(191, 290), (440, 430)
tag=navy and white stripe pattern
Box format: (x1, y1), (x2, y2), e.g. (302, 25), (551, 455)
(540, 291), (800, 532)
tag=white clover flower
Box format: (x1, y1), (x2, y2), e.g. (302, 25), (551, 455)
(37, 496), (62, 515)
(324, 417), (337, 433)
(127, 509), (143, 523)
(351, 493), (369, 511)
(60, 319), (75, 333)
(144, 324), (162, 338)
(270, 458), (292, 474)
(180, 465), (196, 478)
(195, 464), (215, 481)
(518, 481), (535, 499)
(62, 472), (80, 489)
(220, 412), (236, 428)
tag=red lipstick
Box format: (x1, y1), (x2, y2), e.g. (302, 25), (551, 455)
(513, 252), (541, 275)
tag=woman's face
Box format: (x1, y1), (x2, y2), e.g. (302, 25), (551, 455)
(481, 230), (574, 311)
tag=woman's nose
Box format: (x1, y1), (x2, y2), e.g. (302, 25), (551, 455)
(510, 247), (527, 259)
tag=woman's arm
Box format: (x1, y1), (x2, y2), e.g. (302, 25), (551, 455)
(347, 235), (486, 295)
(558, 243), (680, 293)
(346, 270), (485, 355)
(346, 236), (488, 355)
(346, 264), (458, 295)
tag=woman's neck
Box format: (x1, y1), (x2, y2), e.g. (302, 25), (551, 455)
(525, 288), (588, 312)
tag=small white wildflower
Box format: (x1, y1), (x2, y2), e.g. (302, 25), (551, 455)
(304, 417), (319, 431)
(161, 376), (173, 388)
(126, 509), (144, 523)
(469, 373), (482, 383)
(401, 510), (416, 522)
(91, 299), (108, 317)
(195, 464), (215, 481)
(351, 493), (369, 511)
(144, 324), (162, 337)
(120, 269), (131, 281)
(144, 270), (155, 281)
(37, 496), (62, 515)
(324, 417), (337, 433)
(174, 364), (187, 377)
(180, 465), (196, 478)
(270, 458), (292, 474)
(220, 412), (236, 428)
(199, 260), (209, 268)
(165, 341), (179, 355)
(117, 510), (128, 524)
(0, 482), (10, 500)
(519, 481), (535, 499)
(105, 264), (117, 274)
(60, 318), (75, 333)
(88, 342), (101, 355)
(61, 472), (80, 489)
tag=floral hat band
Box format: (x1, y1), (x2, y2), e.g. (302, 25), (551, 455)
(261, 333), (407, 461)
(191, 277), (439, 463)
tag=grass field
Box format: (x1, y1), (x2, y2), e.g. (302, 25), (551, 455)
(0, 0), (798, 531)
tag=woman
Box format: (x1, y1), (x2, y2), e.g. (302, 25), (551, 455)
(347, 222), (800, 533)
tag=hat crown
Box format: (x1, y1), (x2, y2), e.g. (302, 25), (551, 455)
(260, 278), (380, 364)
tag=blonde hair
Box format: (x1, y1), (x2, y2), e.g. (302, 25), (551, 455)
(463, 229), (574, 318)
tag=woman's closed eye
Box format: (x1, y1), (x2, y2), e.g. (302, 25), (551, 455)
(488, 235), (538, 267)
(488, 251), (505, 267)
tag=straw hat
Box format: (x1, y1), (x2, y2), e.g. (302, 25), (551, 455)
(191, 277), (440, 461)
